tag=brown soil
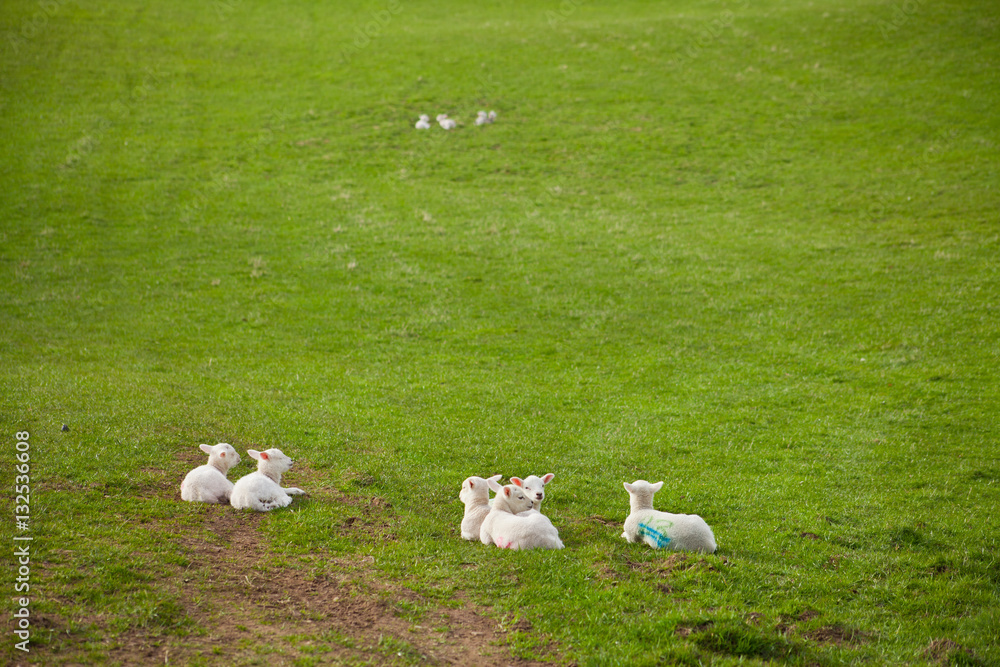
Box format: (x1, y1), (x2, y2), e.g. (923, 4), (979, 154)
(97, 507), (552, 666)
(922, 638), (977, 665)
(26, 471), (559, 667)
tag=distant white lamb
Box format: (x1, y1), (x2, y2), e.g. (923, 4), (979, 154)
(180, 443), (241, 504)
(622, 480), (717, 553)
(436, 114), (457, 130)
(480, 479), (564, 550)
(511, 473), (554, 512)
(230, 449), (306, 512)
(459, 474), (502, 540)
(475, 110), (498, 126)
(415, 114), (431, 129)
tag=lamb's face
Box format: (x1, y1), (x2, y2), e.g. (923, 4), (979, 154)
(215, 444), (241, 471)
(503, 485), (534, 514)
(514, 473), (554, 504)
(253, 448), (294, 475)
(460, 477), (482, 505)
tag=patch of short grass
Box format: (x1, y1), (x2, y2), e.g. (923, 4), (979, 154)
(2, 0), (999, 664)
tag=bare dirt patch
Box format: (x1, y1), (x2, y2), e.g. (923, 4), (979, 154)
(803, 623), (869, 646)
(922, 638), (979, 666)
(89, 506), (555, 666)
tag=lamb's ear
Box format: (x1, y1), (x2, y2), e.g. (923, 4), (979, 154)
(487, 478), (503, 493)
(511, 477), (524, 488)
(219, 451), (226, 458)
(487, 474), (502, 483)
(623, 482), (634, 494)
(651, 481), (664, 492)
(504, 486), (513, 497)
(259, 451), (270, 460)
(199, 444), (213, 455)
(247, 449), (262, 460)
(541, 473), (555, 485)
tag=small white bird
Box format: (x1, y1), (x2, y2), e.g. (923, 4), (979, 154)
(437, 113), (457, 130)
(475, 110), (489, 126)
(415, 114), (431, 130)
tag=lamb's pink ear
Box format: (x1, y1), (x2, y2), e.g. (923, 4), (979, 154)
(487, 478), (503, 493)
(504, 486), (514, 497)
(651, 481), (664, 492)
(542, 473), (555, 485)
(219, 451), (226, 458)
(247, 449), (261, 460)
(468, 479), (475, 489)
(199, 444), (213, 455)
(511, 477), (524, 488)
(259, 451), (270, 460)
(623, 482), (634, 494)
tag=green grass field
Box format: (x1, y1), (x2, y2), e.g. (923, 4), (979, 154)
(2, 0), (999, 664)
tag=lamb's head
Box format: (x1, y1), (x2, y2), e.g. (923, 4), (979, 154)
(512, 473), (554, 505)
(623, 480), (664, 512)
(488, 478), (534, 514)
(248, 448), (295, 482)
(199, 443), (241, 474)
(460, 474), (501, 506)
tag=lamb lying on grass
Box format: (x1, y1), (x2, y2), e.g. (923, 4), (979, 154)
(511, 473), (555, 512)
(480, 479), (564, 550)
(622, 480), (716, 553)
(180, 443), (241, 504)
(230, 449), (306, 512)
(436, 113), (457, 130)
(460, 474), (502, 540)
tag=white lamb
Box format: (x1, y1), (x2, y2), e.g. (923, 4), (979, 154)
(436, 113), (457, 130)
(622, 480), (717, 554)
(511, 473), (555, 512)
(230, 448), (306, 512)
(180, 443), (241, 504)
(415, 114), (431, 129)
(480, 479), (564, 550)
(459, 474), (502, 540)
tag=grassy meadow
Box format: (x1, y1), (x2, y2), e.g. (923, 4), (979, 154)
(2, 0), (999, 664)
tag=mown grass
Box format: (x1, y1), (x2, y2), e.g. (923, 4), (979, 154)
(2, 0), (999, 664)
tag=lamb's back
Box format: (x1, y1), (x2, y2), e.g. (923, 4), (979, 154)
(231, 472), (289, 511)
(181, 465), (234, 504)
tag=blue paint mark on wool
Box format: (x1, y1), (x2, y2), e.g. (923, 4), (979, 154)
(638, 521), (673, 549)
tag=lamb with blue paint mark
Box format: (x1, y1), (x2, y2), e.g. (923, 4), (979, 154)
(622, 480), (717, 553)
